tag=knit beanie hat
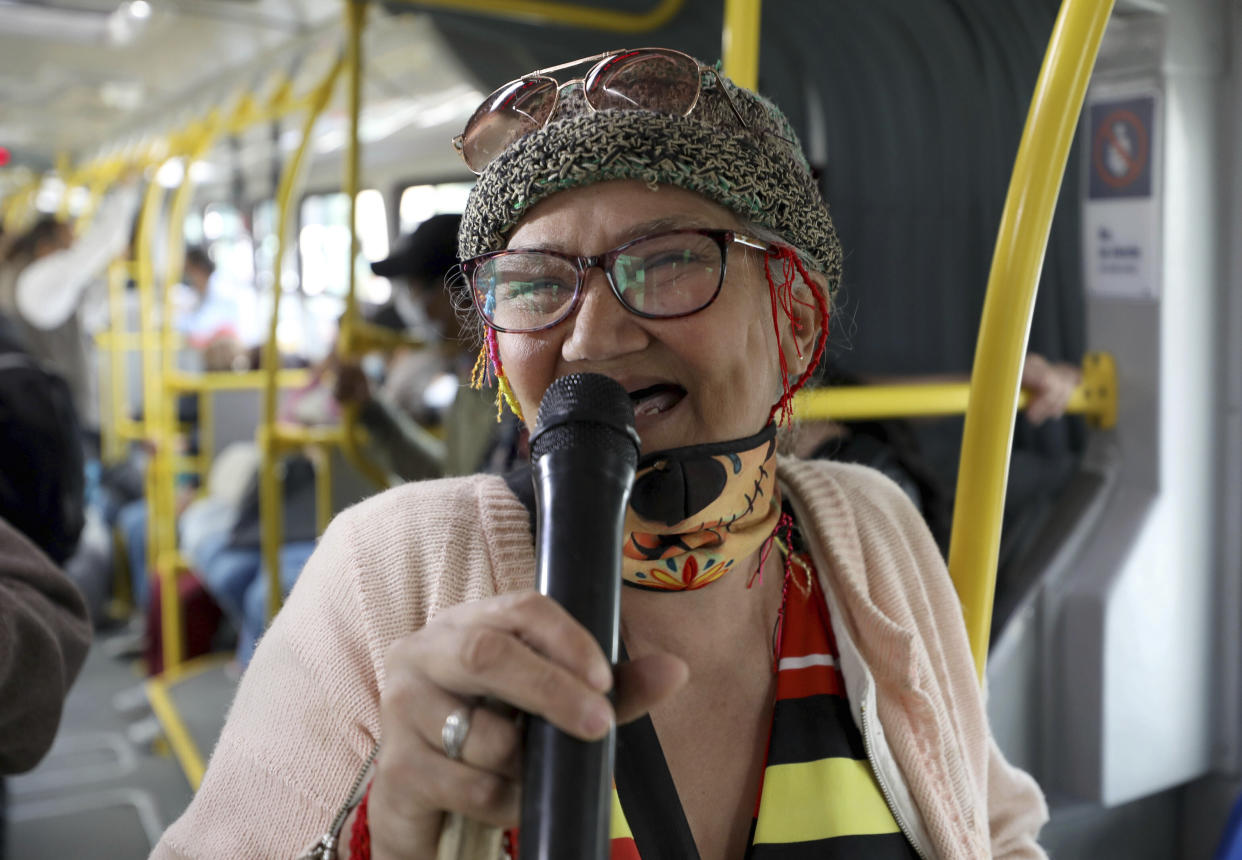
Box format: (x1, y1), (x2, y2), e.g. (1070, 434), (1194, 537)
(457, 56), (843, 294)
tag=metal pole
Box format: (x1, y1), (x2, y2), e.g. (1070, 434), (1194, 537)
(947, 0), (1115, 678)
(721, 0), (761, 90)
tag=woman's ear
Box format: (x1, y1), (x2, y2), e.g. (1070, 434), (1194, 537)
(778, 269), (829, 374)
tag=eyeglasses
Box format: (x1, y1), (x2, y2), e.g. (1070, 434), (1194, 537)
(462, 228), (772, 333)
(452, 47), (755, 175)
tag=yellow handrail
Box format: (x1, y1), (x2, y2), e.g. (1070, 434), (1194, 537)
(334, 0), (394, 499)
(148, 116), (222, 673)
(948, 0), (1114, 679)
(1, 178), (40, 234)
(794, 352), (1117, 427)
(260, 55), (347, 620)
(721, 0), (761, 90)
(76, 165), (124, 235)
(132, 172), (186, 667)
(144, 77), (310, 672)
(388, 0), (682, 33)
(100, 260), (134, 464)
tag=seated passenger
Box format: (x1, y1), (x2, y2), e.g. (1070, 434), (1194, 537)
(798, 354), (1083, 553)
(176, 246), (242, 357)
(154, 49), (1047, 858)
(185, 445), (318, 667)
(334, 213), (522, 481)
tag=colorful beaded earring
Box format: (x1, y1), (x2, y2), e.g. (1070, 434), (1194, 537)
(470, 326), (525, 422)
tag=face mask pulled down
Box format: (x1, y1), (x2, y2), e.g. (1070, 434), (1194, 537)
(622, 425), (780, 591)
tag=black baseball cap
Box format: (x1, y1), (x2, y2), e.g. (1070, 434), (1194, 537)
(370, 212), (462, 288)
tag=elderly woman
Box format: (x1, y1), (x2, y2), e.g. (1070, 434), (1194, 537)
(152, 48), (1047, 860)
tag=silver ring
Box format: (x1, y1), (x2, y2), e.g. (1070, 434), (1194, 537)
(441, 706), (472, 761)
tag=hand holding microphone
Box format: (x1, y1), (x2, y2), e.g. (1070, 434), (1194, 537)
(367, 374), (686, 859)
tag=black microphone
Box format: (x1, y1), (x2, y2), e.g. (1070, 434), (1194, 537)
(520, 373), (640, 860)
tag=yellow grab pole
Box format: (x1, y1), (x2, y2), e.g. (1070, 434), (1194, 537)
(947, 0), (1114, 679)
(336, 0), (393, 492)
(76, 169), (117, 234)
(310, 444), (334, 535)
(2, 180), (39, 234)
(793, 353), (1117, 428)
(261, 57), (346, 621)
(134, 172), (188, 668)
(135, 177), (166, 443)
(103, 261), (130, 463)
(340, 0), (366, 358)
(721, 0), (761, 90)
(152, 118), (220, 675)
(385, 0), (682, 33)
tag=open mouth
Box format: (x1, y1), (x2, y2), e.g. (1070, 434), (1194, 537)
(628, 383), (687, 419)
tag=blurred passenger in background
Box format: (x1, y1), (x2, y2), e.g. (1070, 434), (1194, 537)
(177, 246), (245, 371)
(0, 184), (141, 434)
(334, 212), (521, 480)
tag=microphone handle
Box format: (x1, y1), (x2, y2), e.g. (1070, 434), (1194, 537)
(520, 445), (633, 860)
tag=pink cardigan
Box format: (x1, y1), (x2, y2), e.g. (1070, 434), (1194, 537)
(152, 458), (1047, 859)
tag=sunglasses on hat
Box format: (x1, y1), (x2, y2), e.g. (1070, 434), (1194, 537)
(452, 47), (759, 175)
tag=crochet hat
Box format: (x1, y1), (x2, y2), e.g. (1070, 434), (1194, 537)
(457, 59), (843, 293)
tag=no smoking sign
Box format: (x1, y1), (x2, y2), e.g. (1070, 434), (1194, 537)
(1089, 96), (1155, 200)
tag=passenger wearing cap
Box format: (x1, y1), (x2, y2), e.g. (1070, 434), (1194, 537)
(335, 214), (517, 480)
(153, 49), (1048, 860)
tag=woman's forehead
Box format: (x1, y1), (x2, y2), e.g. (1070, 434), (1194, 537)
(505, 180), (742, 252)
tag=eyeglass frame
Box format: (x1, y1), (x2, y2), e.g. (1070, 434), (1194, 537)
(451, 47), (761, 175)
(462, 227), (774, 334)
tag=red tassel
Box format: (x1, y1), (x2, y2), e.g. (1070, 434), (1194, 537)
(348, 781), (373, 859)
(763, 246), (831, 425)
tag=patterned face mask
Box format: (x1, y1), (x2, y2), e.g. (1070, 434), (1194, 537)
(622, 425), (780, 591)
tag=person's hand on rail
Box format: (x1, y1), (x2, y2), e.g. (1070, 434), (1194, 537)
(1020, 352), (1082, 425)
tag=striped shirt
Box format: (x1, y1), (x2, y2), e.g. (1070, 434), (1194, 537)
(508, 552), (919, 859)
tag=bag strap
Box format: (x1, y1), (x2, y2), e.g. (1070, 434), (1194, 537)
(500, 464), (701, 859)
(613, 639), (701, 859)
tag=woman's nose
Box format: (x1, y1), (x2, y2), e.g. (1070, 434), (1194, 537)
(561, 269), (649, 363)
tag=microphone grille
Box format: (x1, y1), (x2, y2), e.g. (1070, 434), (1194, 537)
(531, 373), (639, 462)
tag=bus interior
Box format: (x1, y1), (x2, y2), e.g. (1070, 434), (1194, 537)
(0, 0), (1240, 857)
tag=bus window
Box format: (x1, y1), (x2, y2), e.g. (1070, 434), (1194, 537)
(184, 209), (204, 248)
(398, 181), (472, 234)
(298, 189), (389, 304)
(201, 201), (255, 287)
(252, 198), (298, 294)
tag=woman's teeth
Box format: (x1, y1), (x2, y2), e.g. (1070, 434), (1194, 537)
(629, 384), (685, 417)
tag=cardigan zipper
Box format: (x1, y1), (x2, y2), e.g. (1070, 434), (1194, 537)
(299, 743), (380, 860)
(859, 700), (929, 859)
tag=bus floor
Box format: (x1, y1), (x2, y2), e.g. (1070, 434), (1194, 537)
(4, 625), (235, 859)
